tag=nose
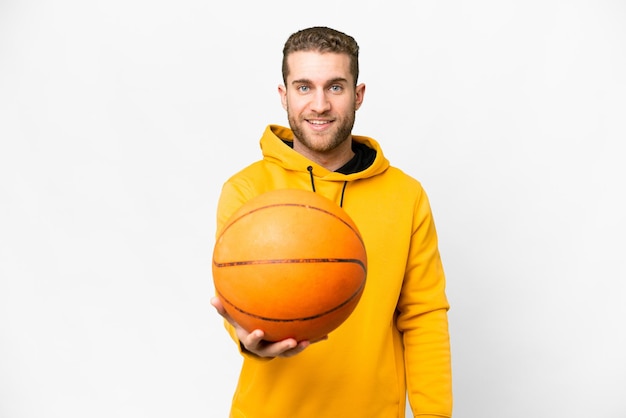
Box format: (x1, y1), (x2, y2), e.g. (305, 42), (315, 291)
(310, 89), (331, 114)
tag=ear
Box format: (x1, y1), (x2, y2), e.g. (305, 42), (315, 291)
(354, 83), (366, 110)
(278, 84), (288, 110)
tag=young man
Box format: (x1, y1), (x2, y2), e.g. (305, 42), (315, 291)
(211, 26), (452, 418)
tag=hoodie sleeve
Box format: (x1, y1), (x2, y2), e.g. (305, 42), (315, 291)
(396, 187), (453, 417)
(214, 179), (276, 361)
(215, 180), (253, 237)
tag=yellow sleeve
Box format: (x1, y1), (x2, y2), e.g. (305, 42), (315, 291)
(396, 188), (453, 417)
(214, 178), (274, 361)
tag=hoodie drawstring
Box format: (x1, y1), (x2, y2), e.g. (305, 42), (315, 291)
(307, 165), (348, 208)
(339, 181), (347, 208)
(307, 166), (316, 192)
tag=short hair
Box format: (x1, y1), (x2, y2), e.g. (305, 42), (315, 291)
(282, 26), (360, 85)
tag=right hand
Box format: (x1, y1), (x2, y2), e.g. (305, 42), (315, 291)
(211, 296), (316, 358)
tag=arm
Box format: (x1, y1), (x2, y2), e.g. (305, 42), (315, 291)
(397, 189), (453, 417)
(212, 180), (316, 359)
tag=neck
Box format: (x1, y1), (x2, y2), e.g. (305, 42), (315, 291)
(293, 139), (354, 171)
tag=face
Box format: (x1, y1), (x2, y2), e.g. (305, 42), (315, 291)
(278, 51), (365, 157)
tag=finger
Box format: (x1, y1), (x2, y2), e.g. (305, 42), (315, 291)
(210, 296), (225, 314)
(277, 335), (328, 358)
(240, 329), (265, 347)
(266, 339), (299, 357)
(253, 338), (299, 358)
(211, 297), (243, 331)
(278, 340), (311, 358)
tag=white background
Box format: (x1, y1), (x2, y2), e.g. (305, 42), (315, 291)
(1, 1), (625, 417)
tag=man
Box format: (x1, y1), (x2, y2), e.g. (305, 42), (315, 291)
(211, 26), (452, 418)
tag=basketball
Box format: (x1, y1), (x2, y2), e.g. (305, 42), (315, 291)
(212, 188), (367, 342)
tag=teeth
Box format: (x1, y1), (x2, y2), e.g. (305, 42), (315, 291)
(309, 120), (329, 125)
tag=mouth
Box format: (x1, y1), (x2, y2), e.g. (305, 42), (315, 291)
(305, 119), (334, 130)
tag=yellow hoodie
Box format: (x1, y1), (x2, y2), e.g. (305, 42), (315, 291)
(215, 125), (452, 418)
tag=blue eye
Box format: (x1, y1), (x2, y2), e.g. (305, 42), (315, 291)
(330, 85), (343, 93)
(298, 85), (310, 93)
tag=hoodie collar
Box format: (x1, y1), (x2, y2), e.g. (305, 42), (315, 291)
(260, 124), (389, 181)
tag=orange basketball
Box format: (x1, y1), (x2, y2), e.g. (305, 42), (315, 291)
(212, 188), (367, 342)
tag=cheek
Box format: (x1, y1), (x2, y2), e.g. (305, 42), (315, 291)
(336, 99), (356, 115)
(286, 96), (306, 113)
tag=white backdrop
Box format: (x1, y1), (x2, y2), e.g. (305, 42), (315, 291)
(1, 1), (625, 417)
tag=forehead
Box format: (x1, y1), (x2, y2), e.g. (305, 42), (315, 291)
(285, 51), (353, 84)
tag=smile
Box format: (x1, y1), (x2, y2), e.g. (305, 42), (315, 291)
(306, 119), (333, 127)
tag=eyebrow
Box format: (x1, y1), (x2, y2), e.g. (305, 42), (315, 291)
(291, 77), (349, 86)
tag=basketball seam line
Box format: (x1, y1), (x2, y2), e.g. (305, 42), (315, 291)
(218, 202), (365, 247)
(216, 278), (366, 323)
(214, 257), (366, 270)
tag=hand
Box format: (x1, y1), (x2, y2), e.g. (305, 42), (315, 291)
(211, 296), (321, 358)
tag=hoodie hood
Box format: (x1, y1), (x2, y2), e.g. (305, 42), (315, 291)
(260, 124), (390, 182)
